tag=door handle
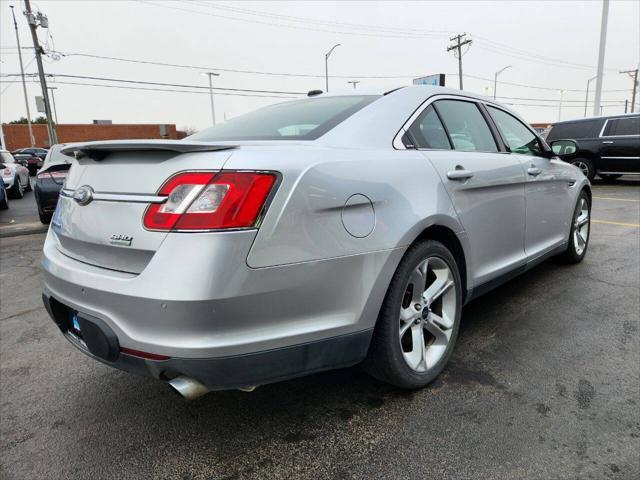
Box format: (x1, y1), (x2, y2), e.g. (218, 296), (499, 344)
(602, 141), (614, 144)
(527, 167), (542, 176)
(447, 166), (474, 180)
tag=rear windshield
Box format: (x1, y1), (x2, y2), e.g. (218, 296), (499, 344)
(189, 95), (379, 142)
(41, 144), (71, 170)
(546, 119), (605, 140)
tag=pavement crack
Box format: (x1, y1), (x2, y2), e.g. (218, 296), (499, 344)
(0, 306), (45, 322)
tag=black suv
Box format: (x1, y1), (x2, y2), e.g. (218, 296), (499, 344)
(545, 114), (639, 180)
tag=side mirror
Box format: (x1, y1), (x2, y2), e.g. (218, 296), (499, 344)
(549, 139), (578, 157)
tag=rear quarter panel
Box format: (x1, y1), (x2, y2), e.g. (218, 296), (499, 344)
(223, 146), (465, 269)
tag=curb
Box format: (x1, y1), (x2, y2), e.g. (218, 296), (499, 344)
(0, 222), (49, 238)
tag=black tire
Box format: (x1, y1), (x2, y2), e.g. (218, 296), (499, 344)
(571, 158), (595, 181)
(9, 176), (23, 199)
(561, 191), (591, 264)
(39, 210), (52, 224)
(599, 174), (622, 181)
(24, 176), (32, 192)
(363, 240), (462, 389)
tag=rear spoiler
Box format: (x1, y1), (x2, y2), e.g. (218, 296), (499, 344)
(61, 140), (237, 161)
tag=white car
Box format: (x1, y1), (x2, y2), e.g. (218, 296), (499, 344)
(1, 150), (31, 199)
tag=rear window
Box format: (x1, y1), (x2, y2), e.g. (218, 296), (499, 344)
(0, 152), (15, 164)
(604, 116), (640, 136)
(189, 95), (378, 142)
(41, 144), (71, 170)
(546, 119), (605, 140)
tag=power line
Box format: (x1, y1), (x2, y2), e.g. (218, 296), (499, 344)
(0, 80), (297, 99)
(2, 73), (306, 95)
(1, 47), (632, 93)
(143, 1), (624, 72)
(136, 0), (448, 39)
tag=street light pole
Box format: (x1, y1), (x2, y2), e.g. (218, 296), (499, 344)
(324, 44), (341, 93)
(347, 80), (360, 89)
(202, 72), (220, 125)
(593, 0), (609, 116)
(584, 75), (597, 117)
(493, 65), (512, 100)
(10, 5), (35, 147)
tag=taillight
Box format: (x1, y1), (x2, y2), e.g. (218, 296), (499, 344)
(143, 171), (277, 231)
(37, 170), (68, 185)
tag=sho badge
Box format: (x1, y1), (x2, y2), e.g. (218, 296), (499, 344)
(109, 234), (133, 246)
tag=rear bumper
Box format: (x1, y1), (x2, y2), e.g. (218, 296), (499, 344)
(34, 180), (62, 213)
(42, 294), (370, 390)
(42, 228), (403, 386)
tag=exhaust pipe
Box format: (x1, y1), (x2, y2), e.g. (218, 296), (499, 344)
(168, 375), (209, 400)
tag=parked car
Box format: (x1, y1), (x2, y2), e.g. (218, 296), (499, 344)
(13, 152), (43, 176)
(0, 176), (8, 210)
(545, 113), (640, 180)
(1, 150), (31, 199)
(34, 144), (73, 224)
(41, 86), (590, 399)
(12, 147), (49, 160)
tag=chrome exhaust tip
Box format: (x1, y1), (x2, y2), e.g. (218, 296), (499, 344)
(168, 375), (209, 400)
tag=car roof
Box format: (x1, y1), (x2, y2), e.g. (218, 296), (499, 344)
(552, 112), (639, 126)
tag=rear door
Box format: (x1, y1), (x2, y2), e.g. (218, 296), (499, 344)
(52, 142), (235, 273)
(485, 104), (572, 259)
(407, 98), (528, 286)
(599, 116), (640, 173)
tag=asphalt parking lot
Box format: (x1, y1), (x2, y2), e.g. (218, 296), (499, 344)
(1, 179), (638, 480)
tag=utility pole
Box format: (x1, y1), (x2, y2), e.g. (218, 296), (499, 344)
(447, 33), (472, 90)
(493, 65), (512, 99)
(10, 5), (35, 147)
(23, 0), (57, 145)
(558, 90), (566, 121)
(347, 80), (360, 89)
(584, 75), (597, 117)
(48, 86), (59, 124)
(324, 44), (341, 93)
(201, 72), (220, 125)
(620, 69), (638, 113)
(593, 0), (609, 116)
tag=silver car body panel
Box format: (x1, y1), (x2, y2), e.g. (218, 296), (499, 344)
(41, 85), (589, 386)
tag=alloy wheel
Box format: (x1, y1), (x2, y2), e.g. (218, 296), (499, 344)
(399, 257), (456, 373)
(573, 197), (590, 256)
(572, 161), (590, 178)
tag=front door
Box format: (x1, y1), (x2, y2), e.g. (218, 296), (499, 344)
(485, 105), (573, 260)
(407, 99), (528, 287)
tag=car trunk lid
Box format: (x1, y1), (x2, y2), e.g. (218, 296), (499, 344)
(52, 141), (236, 274)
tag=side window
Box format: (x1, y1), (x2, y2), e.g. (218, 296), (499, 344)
(605, 117), (640, 136)
(406, 105), (452, 150)
(487, 106), (543, 157)
(434, 100), (498, 152)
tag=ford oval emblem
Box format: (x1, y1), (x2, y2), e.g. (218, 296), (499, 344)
(73, 185), (94, 206)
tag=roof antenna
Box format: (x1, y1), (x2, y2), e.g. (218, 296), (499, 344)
(307, 90), (323, 97)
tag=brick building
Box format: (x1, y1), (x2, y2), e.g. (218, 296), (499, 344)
(1, 123), (186, 151)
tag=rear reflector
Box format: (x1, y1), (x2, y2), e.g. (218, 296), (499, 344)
(120, 347), (170, 361)
(143, 171), (277, 231)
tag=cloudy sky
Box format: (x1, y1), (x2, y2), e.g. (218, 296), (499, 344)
(0, 0), (638, 131)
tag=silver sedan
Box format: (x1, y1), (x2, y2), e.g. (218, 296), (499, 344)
(1, 150), (31, 199)
(41, 86), (590, 399)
